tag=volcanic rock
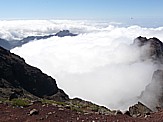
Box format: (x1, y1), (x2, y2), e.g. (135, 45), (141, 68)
(124, 111), (131, 117)
(140, 69), (163, 110)
(134, 36), (163, 62)
(29, 108), (39, 116)
(0, 46), (68, 101)
(129, 102), (152, 117)
(134, 36), (163, 111)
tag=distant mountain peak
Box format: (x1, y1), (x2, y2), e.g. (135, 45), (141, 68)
(0, 30), (78, 50)
(55, 30), (77, 37)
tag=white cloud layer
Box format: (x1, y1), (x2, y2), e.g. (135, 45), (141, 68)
(8, 20), (163, 110)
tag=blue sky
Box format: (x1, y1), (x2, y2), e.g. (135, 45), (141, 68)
(0, 0), (163, 20)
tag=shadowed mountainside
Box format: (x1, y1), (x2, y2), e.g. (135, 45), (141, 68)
(0, 46), (68, 101)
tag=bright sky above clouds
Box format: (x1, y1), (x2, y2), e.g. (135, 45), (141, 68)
(0, 0), (163, 20)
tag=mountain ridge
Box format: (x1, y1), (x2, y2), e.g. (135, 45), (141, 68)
(0, 46), (68, 101)
(0, 30), (77, 50)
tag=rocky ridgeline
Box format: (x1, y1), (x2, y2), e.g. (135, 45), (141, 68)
(0, 46), (68, 101)
(133, 36), (163, 62)
(128, 36), (163, 117)
(0, 30), (77, 50)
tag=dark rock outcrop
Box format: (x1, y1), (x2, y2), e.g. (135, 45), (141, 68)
(134, 36), (163, 111)
(0, 46), (68, 101)
(134, 36), (163, 62)
(55, 30), (77, 37)
(129, 102), (152, 117)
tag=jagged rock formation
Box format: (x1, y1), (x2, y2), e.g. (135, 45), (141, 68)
(134, 36), (163, 63)
(0, 30), (77, 50)
(0, 46), (68, 101)
(129, 102), (152, 117)
(131, 36), (163, 112)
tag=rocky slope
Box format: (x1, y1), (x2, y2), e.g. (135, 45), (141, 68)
(139, 69), (163, 111)
(0, 99), (163, 122)
(0, 100), (152, 122)
(0, 46), (68, 101)
(0, 38), (11, 50)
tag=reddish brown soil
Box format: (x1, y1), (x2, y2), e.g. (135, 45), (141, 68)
(0, 103), (163, 122)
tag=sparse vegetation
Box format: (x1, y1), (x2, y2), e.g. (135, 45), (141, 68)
(11, 98), (30, 107)
(0, 97), (112, 114)
(0, 98), (8, 103)
(91, 105), (99, 112)
(41, 99), (67, 106)
(70, 106), (83, 113)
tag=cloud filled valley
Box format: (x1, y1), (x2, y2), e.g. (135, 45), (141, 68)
(1, 20), (162, 110)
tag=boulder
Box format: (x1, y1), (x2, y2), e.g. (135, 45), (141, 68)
(129, 102), (152, 117)
(29, 109), (39, 116)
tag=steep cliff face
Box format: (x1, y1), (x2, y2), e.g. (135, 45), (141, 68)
(134, 36), (163, 62)
(133, 36), (163, 111)
(139, 69), (163, 110)
(0, 46), (68, 101)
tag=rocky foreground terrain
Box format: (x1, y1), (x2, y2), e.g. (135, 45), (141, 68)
(0, 100), (163, 122)
(0, 36), (163, 121)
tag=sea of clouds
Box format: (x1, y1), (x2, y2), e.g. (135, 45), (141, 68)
(1, 20), (163, 110)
